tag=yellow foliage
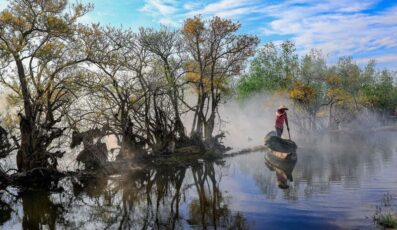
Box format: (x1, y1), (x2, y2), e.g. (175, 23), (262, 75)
(47, 16), (69, 35)
(0, 10), (14, 23)
(73, 4), (85, 17)
(129, 95), (138, 104)
(326, 74), (341, 87)
(326, 88), (353, 104)
(317, 111), (327, 118)
(185, 60), (229, 94)
(185, 60), (201, 82)
(289, 81), (316, 104)
(182, 16), (204, 38)
(327, 88), (342, 98)
(356, 93), (374, 107)
(0, 10), (26, 28)
(2, 113), (18, 130)
(37, 41), (64, 58)
(6, 94), (21, 107)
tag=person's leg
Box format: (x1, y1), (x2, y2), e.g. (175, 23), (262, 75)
(276, 127), (283, 137)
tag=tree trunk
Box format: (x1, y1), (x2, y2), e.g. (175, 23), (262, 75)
(311, 112), (317, 130)
(15, 57), (39, 172)
(17, 116), (33, 171)
(172, 95), (186, 140)
(117, 111), (144, 160)
(193, 93), (206, 139)
(204, 113), (215, 141)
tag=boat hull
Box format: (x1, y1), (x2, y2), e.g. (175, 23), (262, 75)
(264, 131), (297, 153)
(265, 151), (297, 169)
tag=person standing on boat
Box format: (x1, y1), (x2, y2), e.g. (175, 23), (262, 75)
(275, 105), (289, 138)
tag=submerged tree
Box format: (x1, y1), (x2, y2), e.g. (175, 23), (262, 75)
(139, 27), (188, 142)
(76, 17), (259, 158)
(79, 26), (188, 159)
(182, 16), (259, 141)
(75, 26), (150, 159)
(0, 0), (91, 171)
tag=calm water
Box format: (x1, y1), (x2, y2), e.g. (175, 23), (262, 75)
(1, 132), (396, 230)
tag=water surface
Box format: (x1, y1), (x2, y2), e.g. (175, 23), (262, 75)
(1, 132), (396, 229)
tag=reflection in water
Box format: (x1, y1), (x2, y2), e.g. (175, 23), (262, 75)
(20, 190), (63, 230)
(0, 197), (12, 226)
(265, 151), (297, 189)
(0, 132), (396, 229)
(188, 163), (248, 229)
(0, 162), (248, 229)
(249, 132), (397, 201)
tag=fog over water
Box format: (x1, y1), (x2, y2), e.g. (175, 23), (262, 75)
(220, 93), (292, 149)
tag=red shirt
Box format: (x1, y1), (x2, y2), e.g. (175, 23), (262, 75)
(275, 111), (288, 128)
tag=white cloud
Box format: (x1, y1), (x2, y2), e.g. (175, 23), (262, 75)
(183, 2), (201, 10)
(158, 17), (178, 26)
(211, 6), (257, 18)
(259, 1), (397, 58)
(356, 54), (397, 65)
(140, 0), (177, 15)
(139, 0), (397, 67)
(140, 0), (180, 25)
(141, 0), (262, 24)
(188, 0), (259, 17)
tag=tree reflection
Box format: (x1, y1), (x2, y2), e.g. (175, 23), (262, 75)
(0, 196), (12, 226)
(188, 162), (248, 229)
(20, 190), (65, 230)
(49, 162), (249, 229)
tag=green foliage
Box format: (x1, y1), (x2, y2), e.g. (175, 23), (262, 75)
(238, 40), (397, 125)
(362, 69), (397, 112)
(236, 41), (297, 98)
(291, 50), (328, 112)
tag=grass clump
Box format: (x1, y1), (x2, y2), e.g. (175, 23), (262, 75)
(373, 193), (397, 229)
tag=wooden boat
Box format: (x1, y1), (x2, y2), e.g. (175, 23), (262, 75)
(264, 131), (297, 153)
(263, 131), (298, 171)
(266, 150), (297, 161)
(265, 150), (297, 168)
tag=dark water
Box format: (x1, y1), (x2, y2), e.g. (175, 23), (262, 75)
(1, 132), (397, 230)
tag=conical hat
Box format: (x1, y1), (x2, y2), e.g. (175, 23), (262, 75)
(278, 105), (288, 110)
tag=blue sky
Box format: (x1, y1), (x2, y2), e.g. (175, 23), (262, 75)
(1, 0), (397, 69)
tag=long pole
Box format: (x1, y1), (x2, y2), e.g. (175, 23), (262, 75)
(287, 125), (291, 140)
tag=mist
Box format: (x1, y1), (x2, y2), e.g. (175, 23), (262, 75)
(216, 92), (397, 153)
(218, 93), (291, 150)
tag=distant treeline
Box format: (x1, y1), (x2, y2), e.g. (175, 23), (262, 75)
(237, 41), (397, 131)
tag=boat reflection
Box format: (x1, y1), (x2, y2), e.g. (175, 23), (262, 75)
(265, 151), (297, 189)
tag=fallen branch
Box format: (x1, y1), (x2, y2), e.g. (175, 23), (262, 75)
(223, 145), (269, 158)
